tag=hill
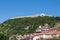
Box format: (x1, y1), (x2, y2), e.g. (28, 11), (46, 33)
(0, 15), (60, 37)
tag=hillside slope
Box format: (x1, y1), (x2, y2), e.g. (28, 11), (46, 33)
(0, 16), (60, 36)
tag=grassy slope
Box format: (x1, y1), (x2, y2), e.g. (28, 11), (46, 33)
(0, 16), (60, 36)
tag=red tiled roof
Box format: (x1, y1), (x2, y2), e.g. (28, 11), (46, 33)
(33, 31), (60, 35)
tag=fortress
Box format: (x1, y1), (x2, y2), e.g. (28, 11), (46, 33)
(10, 13), (53, 19)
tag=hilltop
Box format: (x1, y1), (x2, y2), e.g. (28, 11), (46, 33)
(10, 13), (53, 19)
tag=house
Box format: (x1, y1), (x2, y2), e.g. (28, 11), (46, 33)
(33, 23), (60, 40)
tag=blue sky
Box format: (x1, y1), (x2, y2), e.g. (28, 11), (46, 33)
(0, 0), (60, 23)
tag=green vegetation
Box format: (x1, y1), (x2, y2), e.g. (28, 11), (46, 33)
(0, 16), (60, 40)
(0, 33), (8, 40)
(57, 35), (60, 40)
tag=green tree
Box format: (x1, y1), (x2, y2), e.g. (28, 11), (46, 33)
(57, 35), (60, 40)
(0, 33), (8, 40)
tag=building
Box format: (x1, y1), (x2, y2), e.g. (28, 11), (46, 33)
(33, 23), (60, 40)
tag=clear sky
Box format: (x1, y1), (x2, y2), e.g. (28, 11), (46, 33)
(0, 0), (60, 23)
